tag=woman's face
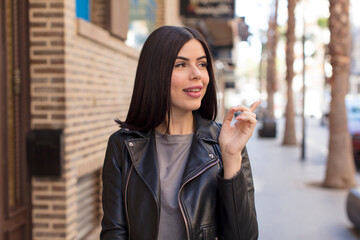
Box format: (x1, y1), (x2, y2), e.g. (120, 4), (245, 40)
(170, 39), (209, 115)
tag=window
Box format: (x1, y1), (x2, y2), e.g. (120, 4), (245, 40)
(76, 0), (91, 21)
(126, 0), (157, 49)
(75, 0), (129, 41)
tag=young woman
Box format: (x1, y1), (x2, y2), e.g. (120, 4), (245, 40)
(101, 25), (259, 240)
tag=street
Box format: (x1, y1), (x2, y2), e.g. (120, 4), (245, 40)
(247, 117), (360, 240)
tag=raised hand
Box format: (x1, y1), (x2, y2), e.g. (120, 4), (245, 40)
(219, 101), (260, 179)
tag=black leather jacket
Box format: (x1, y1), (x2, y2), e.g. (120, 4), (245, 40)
(100, 112), (258, 240)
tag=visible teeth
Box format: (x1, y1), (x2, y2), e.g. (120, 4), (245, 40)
(184, 88), (200, 92)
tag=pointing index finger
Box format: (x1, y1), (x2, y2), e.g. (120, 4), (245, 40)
(222, 101), (260, 127)
(249, 101), (260, 112)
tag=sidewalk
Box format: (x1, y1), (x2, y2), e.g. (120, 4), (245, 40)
(247, 117), (360, 240)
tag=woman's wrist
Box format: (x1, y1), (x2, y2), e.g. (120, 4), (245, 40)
(222, 153), (242, 179)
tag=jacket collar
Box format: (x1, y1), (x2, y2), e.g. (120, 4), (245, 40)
(193, 111), (220, 143)
(123, 111), (221, 202)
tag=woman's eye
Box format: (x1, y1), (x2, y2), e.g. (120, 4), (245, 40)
(198, 62), (208, 68)
(174, 62), (186, 68)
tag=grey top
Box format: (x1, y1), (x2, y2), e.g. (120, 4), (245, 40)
(155, 131), (193, 240)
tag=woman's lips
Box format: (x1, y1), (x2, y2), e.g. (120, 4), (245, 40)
(183, 87), (203, 98)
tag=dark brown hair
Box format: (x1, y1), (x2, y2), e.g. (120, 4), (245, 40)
(117, 25), (217, 131)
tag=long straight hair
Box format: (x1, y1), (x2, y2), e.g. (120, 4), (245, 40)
(117, 26), (218, 131)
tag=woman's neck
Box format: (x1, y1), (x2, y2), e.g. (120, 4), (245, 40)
(156, 111), (194, 135)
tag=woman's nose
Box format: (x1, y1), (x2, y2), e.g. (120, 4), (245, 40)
(190, 65), (201, 80)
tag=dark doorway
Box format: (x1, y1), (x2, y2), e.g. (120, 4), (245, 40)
(0, 0), (31, 239)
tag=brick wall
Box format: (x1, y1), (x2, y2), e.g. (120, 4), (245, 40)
(29, 1), (67, 238)
(29, 0), (65, 130)
(29, 0), (138, 239)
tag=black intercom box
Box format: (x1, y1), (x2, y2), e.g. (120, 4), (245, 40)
(27, 129), (63, 177)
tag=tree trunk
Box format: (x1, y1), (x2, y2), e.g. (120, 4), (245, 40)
(323, 0), (356, 188)
(283, 0), (297, 145)
(266, 0), (279, 119)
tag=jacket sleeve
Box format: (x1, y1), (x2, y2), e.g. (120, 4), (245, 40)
(217, 146), (259, 240)
(100, 134), (128, 239)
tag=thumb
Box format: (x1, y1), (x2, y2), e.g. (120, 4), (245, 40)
(222, 107), (236, 127)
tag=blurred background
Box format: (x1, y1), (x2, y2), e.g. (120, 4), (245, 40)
(1, 0), (359, 239)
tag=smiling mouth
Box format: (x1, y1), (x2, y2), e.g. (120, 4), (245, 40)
(184, 88), (201, 92)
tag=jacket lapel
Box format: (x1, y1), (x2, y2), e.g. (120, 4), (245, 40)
(125, 132), (160, 204)
(180, 112), (221, 185)
(181, 134), (218, 185)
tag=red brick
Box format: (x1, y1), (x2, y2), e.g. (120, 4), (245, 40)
(33, 12), (63, 18)
(51, 96), (65, 102)
(53, 223), (66, 229)
(33, 31), (64, 37)
(31, 59), (47, 64)
(30, 41), (47, 46)
(51, 22), (64, 28)
(52, 186), (66, 192)
(33, 204), (49, 210)
(51, 77), (65, 83)
(34, 87), (64, 93)
(30, 22), (47, 28)
(31, 78), (48, 83)
(33, 223), (49, 228)
(31, 114), (48, 119)
(34, 105), (66, 111)
(33, 50), (64, 55)
(50, 59), (64, 64)
(50, 3), (64, 8)
(52, 114), (66, 120)
(35, 195), (66, 201)
(34, 68), (64, 74)
(52, 204), (66, 211)
(29, 3), (47, 8)
(32, 96), (48, 101)
(50, 40), (65, 46)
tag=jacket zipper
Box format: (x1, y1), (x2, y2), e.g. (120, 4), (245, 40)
(124, 165), (133, 239)
(178, 159), (219, 240)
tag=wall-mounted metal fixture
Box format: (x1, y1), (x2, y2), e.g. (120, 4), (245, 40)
(26, 129), (63, 177)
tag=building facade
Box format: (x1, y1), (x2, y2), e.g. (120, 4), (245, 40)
(28, 0), (139, 239)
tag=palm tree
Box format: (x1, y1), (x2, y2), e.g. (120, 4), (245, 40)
(323, 0), (356, 188)
(266, 0), (279, 120)
(282, 0), (297, 145)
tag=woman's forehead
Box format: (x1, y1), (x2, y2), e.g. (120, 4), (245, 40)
(177, 39), (206, 57)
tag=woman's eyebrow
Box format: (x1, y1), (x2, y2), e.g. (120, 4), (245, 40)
(176, 56), (207, 61)
(197, 56), (207, 60)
